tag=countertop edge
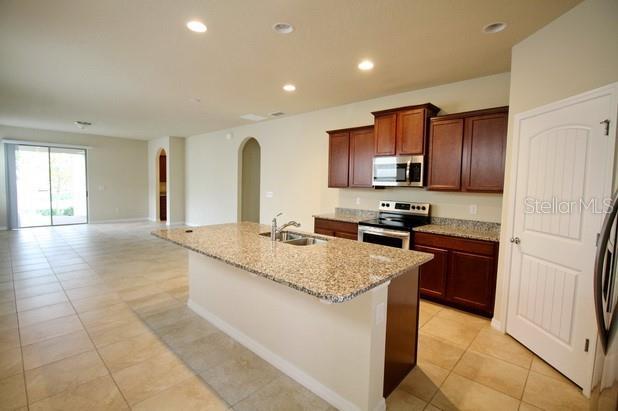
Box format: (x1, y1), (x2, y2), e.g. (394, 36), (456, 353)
(413, 225), (500, 243)
(151, 231), (433, 303)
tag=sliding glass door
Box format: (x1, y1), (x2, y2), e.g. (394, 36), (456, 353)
(14, 145), (88, 227)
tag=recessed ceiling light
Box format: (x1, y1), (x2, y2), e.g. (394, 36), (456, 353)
(272, 22), (294, 34)
(358, 59), (374, 71)
(186, 20), (207, 33)
(240, 114), (267, 122)
(283, 84), (296, 92)
(482, 22), (507, 34)
(74, 121), (92, 129)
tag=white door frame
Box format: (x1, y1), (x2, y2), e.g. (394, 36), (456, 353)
(495, 83), (618, 391)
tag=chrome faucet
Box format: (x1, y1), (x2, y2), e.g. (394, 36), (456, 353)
(271, 212), (301, 241)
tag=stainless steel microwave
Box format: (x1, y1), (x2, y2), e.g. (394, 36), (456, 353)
(372, 155), (424, 187)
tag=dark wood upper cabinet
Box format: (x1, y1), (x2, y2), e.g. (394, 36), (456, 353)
(374, 113), (397, 156)
(427, 106), (508, 193)
(372, 104), (440, 156)
(327, 125), (374, 188)
(328, 131), (350, 188)
(427, 118), (464, 191)
(349, 126), (375, 188)
(462, 112), (508, 193)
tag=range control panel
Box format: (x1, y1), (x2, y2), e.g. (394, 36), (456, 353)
(378, 200), (430, 216)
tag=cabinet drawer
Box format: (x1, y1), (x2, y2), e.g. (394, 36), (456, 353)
(314, 218), (358, 237)
(414, 232), (495, 256)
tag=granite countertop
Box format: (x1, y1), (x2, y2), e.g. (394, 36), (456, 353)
(312, 213), (371, 224)
(152, 222), (432, 303)
(313, 208), (378, 224)
(413, 218), (500, 242)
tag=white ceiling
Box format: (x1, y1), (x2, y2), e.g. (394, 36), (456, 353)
(0, 0), (580, 140)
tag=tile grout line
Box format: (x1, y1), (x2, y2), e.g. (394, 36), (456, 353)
(7, 240), (31, 411)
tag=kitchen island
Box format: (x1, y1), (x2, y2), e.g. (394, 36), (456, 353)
(153, 223), (432, 411)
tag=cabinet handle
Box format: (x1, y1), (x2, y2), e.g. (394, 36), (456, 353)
(510, 237), (521, 244)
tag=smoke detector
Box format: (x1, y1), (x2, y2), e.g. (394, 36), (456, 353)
(74, 121), (92, 129)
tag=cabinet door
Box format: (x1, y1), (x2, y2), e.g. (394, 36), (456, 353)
(427, 118), (464, 191)
(396, 109), (425, 155)
(374, 113), (397, 156)
(462, 112), (508, 193)
(446, 251), (496, 314)
(349, 127), (375, 187)
(415, 245), (448, 298)
(328, 132), (350, 188)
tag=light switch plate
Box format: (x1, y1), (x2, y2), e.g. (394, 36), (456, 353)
(469, 204), (478, 215)
(265, 191), (273, 198)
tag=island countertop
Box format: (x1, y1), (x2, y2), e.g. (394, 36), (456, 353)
(152, 222), (433, 303)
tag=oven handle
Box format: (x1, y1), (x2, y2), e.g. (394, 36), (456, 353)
(358, 226), (411, 238)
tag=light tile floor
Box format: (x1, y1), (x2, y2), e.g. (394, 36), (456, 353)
(0, 222), (593, 410)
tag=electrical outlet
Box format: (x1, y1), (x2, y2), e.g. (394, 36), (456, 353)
(469, 204), (478, 215)
(265, 191), (273, 198)
(355, 197), (361, 205)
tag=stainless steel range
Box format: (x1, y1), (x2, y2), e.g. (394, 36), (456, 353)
(358, 200), (430, 249)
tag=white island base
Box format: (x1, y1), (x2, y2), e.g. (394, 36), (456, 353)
(187, 252), (393, 411)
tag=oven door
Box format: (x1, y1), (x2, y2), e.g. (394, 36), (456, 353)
(358, 225), (411, 249)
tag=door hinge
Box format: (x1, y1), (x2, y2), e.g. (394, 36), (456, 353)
(601, 119), (610, 136)
(584, 338), (590, 352)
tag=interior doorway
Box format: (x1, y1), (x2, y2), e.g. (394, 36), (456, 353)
(239, 138), (260, 223)
(9, 144), (88, 228)
(157, 149), (167, 222)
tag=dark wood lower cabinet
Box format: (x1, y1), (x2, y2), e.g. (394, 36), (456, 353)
(447, 251), (495, 314)
(313, 218), (358, 240)
(415, 245), (448, 299)
(414, 232), (498, 317)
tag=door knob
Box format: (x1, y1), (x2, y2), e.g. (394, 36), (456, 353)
(510, 237), (521, 244)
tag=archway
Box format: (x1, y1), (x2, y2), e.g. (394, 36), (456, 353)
(238, 138), (260, 223)
(157, 148), (167, 222)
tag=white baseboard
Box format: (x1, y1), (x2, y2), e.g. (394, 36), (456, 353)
(167, 221), (185, 226)
(188, 299), (364, 411)
(372, 398), (386, 411)
(491, 318), (504, 332)
(89, 217), (149, 224)
(184, 221), (200, 227)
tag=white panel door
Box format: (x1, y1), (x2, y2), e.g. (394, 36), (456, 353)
(507, 85), (617, 392)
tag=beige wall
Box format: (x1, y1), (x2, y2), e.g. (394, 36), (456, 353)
(0, 125), (148, 225)
(240, 138), (261, 223)
(494, 0), (618, 329)
(185, 72), (510, 229)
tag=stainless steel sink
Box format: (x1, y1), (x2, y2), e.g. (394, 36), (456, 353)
(283, 237), (327, 246)
(259, 231), (327, 246)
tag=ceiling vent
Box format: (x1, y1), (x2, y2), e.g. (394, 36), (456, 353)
(74, 120), (92, 129)
(240, 114), (267, 122)
(269, 112), (285, 117)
